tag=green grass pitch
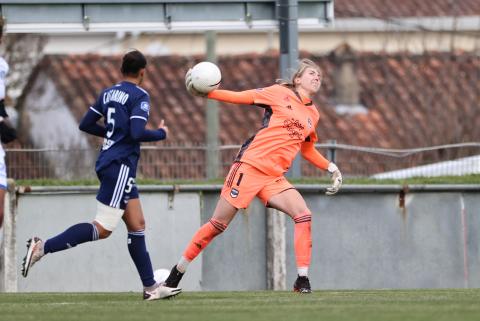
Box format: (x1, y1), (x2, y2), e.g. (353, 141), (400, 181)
(1, 289), (480, 321)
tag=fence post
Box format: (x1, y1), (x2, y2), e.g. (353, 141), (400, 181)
(266, 208), (286, 290)
(327, 139), (337, 163)
(1, 179), (17, 292)
(205, 30), (220, 179)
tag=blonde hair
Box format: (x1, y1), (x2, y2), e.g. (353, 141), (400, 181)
(276, 58), (322, 88)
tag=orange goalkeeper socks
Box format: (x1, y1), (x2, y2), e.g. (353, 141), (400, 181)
(183, 218), (227, 262)
(293, 210), (312, 275)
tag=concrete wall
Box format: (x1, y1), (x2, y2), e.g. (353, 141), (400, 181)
(6, 185), (480, 292)
(286, 191), (480, 289)
(15, 190), (203, 292)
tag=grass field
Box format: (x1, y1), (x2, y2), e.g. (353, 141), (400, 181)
(1, 289), (480, 321)
(15, 173), (480, 186)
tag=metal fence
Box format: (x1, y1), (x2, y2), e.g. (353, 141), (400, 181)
(5, 142), (480, 181)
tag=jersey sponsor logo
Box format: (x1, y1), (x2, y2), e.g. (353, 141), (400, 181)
(140, 101), (150, 114)
(102, 138), (115, 150)
(283, 118), (305, 140)
(286, 105), (293, 110)
(230, 188), (239, 198)
(103, 89), (129, 105)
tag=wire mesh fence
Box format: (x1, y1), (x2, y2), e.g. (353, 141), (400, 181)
(5, 142), (480, 181)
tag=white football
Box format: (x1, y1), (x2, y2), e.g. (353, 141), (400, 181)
(190, 61), (222, 94)
(154, 268), (170, 284)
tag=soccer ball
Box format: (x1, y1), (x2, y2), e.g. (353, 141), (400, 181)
(154, 268), (170, 284)
(190, 61), (222, 94)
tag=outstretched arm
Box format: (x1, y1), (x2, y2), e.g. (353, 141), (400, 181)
(79, 108), (106, 137)
(185, 67), (255, 105)
(207, 89), (255, 105)
(130, 118), (167, 142)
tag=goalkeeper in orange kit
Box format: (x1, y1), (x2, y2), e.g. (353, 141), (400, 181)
(165, 59), (342, 293)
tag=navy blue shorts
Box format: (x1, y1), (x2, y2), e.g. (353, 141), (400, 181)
(96, 161), (138, 210)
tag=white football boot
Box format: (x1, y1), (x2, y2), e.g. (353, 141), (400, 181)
(21, 237), (45, 277)
(143, 283), (181, 301)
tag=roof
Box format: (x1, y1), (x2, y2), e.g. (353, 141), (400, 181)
(373, 154), (480, 179)
(335, 0), (480, 18)
(18, 49), (480, 177)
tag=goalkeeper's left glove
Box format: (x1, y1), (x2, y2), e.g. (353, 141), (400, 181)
(325, 162), (342, 196)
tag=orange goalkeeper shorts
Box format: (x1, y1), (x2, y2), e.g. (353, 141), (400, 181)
(220, 162), (295, 209)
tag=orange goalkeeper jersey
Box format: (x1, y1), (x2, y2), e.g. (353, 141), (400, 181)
(209, 84), (321, 176)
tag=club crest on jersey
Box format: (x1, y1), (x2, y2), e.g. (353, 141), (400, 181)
(230, 188), (239, 198)
(141, 101), (150, 114)
(307, 118), (312, 128)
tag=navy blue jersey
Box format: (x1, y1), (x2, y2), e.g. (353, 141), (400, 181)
(90, 81), (150, 172)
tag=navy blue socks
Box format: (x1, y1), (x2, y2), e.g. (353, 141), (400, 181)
(44, 223), (99, 254)
(127, 230), (156, 288)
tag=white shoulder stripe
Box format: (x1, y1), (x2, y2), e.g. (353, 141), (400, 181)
(90, 106), (103, 116)
(130, 116), (147, 121)
(136, 86), (149, 95)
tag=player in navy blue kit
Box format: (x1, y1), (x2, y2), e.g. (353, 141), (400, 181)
(21, 50), (181, 300)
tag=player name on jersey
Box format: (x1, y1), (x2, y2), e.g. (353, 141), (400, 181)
(103, 89), (129, 105)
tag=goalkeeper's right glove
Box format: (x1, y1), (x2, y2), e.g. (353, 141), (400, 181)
(185, 68), (207, 97)
(325, 162), (342, 196)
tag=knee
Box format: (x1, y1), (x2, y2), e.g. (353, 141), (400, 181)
(292, 209), (312, 222)
(93, 221), (112, 239)
(209, 218), (228, 235)
(127, 218), (145, 232)
(99, 229), (112, 239)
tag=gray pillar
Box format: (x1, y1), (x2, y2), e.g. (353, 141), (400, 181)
(205, 31), (220, 179)
(278, 0), (301, 178)
(266, 208), (287, 290)
(327, 139), (337, 163)
(1, 179), (17, 292)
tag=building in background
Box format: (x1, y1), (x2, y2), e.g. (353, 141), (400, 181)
(38, 0), (480, 55)
(12, 46), (480, 179)
(4, 0), (480, 180)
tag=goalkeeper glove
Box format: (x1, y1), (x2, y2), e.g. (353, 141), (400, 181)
(185, 68), (207, 97)
(325, 162), (342, 195)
